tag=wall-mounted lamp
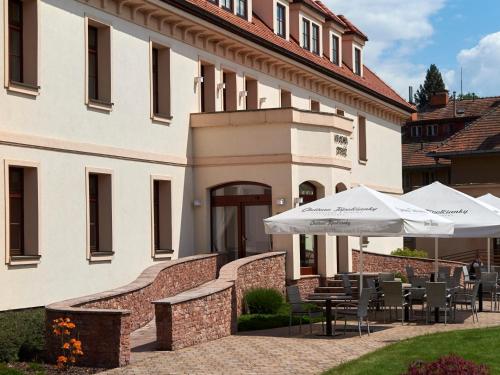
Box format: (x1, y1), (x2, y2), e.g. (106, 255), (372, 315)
(276, 198), (286, 206)
(239, 90), (248, 99)
(259, 97), (267, 108)
(193, 199), (202, 207)
(294, 197), (304, 206)
(194, 76), (204, 92)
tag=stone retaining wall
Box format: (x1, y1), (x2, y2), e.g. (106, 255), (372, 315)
(287, 275), (322, 299)
(45, 254), (218, 368)
(352, 250), (465, 276)
(154, 252), (286, 351)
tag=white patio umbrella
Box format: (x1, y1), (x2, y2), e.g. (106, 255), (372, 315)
(402, 182), (500, 274)
(264, 185), (454, 291)
(478, 194), (500, 271)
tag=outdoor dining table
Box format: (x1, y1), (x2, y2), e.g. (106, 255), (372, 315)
(307, 294), (354, 336)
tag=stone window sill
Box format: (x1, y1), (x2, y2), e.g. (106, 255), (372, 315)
(152, 113), (173, 125)
(89, 251), (115, 262)
(9, 254), (42, 266)
(358, 159), (368, 165)
(88, 99), (114, 112)
(153, 249), (174, 260)
(7, 81), (40, 97)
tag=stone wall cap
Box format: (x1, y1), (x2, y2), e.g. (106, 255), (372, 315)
(352, 249), (466, 265)
(153, 279), (234, 305)
(218, 252), (286, 282)
(46, 254), (218, 311)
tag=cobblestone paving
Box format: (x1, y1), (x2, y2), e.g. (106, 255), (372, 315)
(104, 309), (500, 375)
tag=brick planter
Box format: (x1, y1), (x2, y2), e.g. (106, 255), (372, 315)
(45, 254), (218, 368)
(153, 252), (286, 351)
(287, 275), (323, 299)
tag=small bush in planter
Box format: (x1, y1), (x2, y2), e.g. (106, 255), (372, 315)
(391, 247), (428, 258)
(244, 288), (284, 314)
(404, 354), (489, 375)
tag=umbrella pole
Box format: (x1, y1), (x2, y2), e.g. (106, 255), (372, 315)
(359, 235), (364, 294)
(434, 238), (439, 280)
(487, 238), (491, 272)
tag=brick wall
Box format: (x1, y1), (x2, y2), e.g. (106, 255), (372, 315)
(45, 254), (218, 368)
(352, 250), (465, 276)
(287, 275), (322, 299)
(154, 252), (286, 351)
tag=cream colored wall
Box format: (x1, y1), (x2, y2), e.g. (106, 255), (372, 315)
(0, 144), (194, 310)
(0, 0), (407, 308)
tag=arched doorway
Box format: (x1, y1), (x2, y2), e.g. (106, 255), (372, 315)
(299, 182), (318, 275)
(211, 182), (272, 262)
(335, 183), (349, 273)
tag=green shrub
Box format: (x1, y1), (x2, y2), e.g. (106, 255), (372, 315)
(394, 272), (408, 283)
(244, 288), (284, 314)
(391, 247), (428, 259)
(0, 364), (24, 375)
(238, 304), (322, 331)
(0, 308), (45, 363)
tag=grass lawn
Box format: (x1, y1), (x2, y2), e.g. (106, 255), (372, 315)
(324, 326), (500, 375)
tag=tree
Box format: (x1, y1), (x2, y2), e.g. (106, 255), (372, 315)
(458, 92), (480, 100)
(414, 64), (446, 109)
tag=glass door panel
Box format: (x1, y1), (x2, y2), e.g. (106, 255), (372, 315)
(212, 206), (239, 262)
(244, 205), (272, 257)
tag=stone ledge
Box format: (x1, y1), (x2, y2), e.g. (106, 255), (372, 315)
(153, 280), (234, 305)
(218, 251), (286, 282)
(47, 254), (218, 313)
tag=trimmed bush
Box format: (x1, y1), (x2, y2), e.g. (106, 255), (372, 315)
(238, 304), (321, 331)
(244, 288), (284, 314)
(0, 308), (45, 363)
(405, 355), (489, 375)
(391, 247), (428, 258)
(394, 272), (408, 283)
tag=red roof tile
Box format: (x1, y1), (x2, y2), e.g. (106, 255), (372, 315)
(171, 0), (412, 112)
(432, 104), (500, 155)
(337, 15), (368, 41)
(412, 96), (500, 122)
(402, 142), (450, 167)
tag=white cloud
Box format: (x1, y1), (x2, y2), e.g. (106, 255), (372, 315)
(324, 0), (447, 99)
(454, 32), (500, 96)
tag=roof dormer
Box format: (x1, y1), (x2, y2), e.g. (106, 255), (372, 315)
(338, 14), (368, 77)
(289, 2), (325, 56)
(210, 0), (253, 22)
(253, 0), (289, 40)
(323, 20), (345, 67)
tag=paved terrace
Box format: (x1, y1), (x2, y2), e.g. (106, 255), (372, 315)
(104, 308), (500, 375)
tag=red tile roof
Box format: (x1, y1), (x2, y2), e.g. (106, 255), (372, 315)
(168, 0), (413, 112)
(337, 15), (368, 41)
(402, 142), (450, 167)
(412, 96), (500, 122)
(432, 104), (500, 155)
(310, 0), (347, 27)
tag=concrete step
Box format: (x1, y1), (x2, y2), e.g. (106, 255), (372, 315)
(327, 280), (359, 287)
(315, 286), (358, 294)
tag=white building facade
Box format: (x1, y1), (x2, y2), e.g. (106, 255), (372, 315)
(0, 0), (413, 310)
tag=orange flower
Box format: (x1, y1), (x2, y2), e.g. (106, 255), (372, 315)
(57, 355), (67, 364)
(63, 329), (70, 335)
(53, 329), (61, 335)
(69, 338), (76, 344)
(67, 323), (76, 329)
(62, 343), (70, 349)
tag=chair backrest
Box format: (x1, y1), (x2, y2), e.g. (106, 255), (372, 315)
(405, 266), (415, 282)
(481, 272), (498, 292)
(474, 265), (482, 279)
(286, 285), (305, 313)
(425, 282), (447, 308)
(382, 281), (403, 307)
(412, 276), (428, 288)
(357, 287), (372, 318)
(379, 272), (395, 282)
(341, 274), (353, 295)
(470, 281), (481, 304)
(462, 265), (470, 282)
(451, 267), (462, 286)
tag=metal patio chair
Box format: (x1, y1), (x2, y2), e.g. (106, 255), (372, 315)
(453, 281), (480, 323)
(425, 282), (453, 324)
(334, 287), (372, 337)
(382, 281), (410, 325)
(287, 285), (325, 335)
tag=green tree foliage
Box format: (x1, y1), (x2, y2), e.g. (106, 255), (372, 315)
(414, 64), (446, 109)
(458, 92), (480, 100)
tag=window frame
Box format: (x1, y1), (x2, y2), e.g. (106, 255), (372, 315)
(149, 40), (172, 124)
(358, 115), (367, 163)
(354, 47), (362, 76)
(311, 23), (320, 55)
(220, 0), (233, 11)
(3, 0), (40, 96)
(235, 0), (247, 19)
(150, 175), (174, 259)
(4, 160), (41, 266)
(301, 18), (310, 51)
(331, 34), (340, 65)
(85, 167), (114, 262)
(276, 3), (286, 38)
(84, 16), (113, 111)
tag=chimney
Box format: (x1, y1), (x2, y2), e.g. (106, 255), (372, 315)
(429, 90), (449, 107)
(409, 86), (414, 104)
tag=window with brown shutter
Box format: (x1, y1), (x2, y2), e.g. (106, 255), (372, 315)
(152, 179), (173, 257)
(88, 173), (99, 251)
(9, 167), (24, 256)
(151, 44), (171, 121)
(358, 115), (367, 162)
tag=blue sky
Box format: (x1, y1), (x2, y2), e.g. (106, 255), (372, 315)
(325, 0), (500, 99)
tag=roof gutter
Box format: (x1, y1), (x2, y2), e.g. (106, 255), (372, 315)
(159, 0), (414, 114)
(428, 149), (500, 159)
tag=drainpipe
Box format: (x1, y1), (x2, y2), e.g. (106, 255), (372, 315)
(453, 91), (457, 117)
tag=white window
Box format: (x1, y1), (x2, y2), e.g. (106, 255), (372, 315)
(427, 124), (438, 136)
(411, 126), (422, 137)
